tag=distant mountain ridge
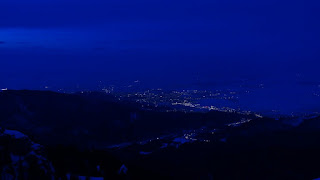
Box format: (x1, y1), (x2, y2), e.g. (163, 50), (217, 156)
(0, 90), (256, 149)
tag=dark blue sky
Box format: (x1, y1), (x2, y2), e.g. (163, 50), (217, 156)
(0, 0), (319, 90)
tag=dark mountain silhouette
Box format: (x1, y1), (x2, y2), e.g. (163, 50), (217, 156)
(2, 90), (320, 179)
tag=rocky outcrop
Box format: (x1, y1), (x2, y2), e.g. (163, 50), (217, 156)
(0, 128), (55, 180)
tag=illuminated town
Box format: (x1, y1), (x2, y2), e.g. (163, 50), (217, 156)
(100, 86), (263, 117)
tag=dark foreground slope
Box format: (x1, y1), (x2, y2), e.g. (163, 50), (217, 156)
(121, 116), (320, 180)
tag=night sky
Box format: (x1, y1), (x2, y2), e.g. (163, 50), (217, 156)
(0, 0), (319, 90)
